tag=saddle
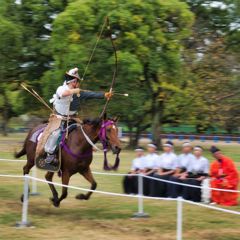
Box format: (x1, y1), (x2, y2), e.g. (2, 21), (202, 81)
(34, 119), (79, 173)
(36, 113), (81, 156)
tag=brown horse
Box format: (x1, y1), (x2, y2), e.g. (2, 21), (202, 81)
(15, 113), (122, 207)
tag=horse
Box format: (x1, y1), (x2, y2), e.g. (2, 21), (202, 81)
(14, 113), (122, 207)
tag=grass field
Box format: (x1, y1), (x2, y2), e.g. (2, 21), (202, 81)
(1, 141), (240, 240)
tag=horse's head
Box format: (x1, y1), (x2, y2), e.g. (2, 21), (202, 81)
(100, 113), (122, 155)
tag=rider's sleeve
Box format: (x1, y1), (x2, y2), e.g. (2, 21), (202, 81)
(79, 91), (105, 102)
(56, 86), (66, 98)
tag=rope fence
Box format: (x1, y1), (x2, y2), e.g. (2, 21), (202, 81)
(1, 158), (240, 240)
(0, 158), (40, 196)
(92, 171), (240, 193)
(0, 156), (238, 193)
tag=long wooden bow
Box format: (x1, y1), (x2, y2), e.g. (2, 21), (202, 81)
(100, 16), (117, 117)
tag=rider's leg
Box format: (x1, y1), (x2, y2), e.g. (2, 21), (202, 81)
(45, 128), (61, 153)
(45, 122), (64, 165)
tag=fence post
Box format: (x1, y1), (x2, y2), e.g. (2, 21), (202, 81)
(15, 174), (33, 228)
(30, 166), (40, 196)
(132, 174), (149, 218)
(177, 197), (182, 240)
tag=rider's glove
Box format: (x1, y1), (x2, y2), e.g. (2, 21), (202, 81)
(69, 88), (81, 95)
(104, 92), (114, 98)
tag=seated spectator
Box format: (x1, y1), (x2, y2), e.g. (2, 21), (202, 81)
(141, 142), (159, 196)
(168, 142), (195, 198)
(180, 146), (209, 202)
(123, 146), (145, 195)
(150, 141), (177, 197)
(210, 146), (239, 206)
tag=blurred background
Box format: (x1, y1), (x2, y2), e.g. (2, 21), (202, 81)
(1, 0), (240, 149)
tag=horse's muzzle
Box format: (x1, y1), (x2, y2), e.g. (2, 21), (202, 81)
(112, 145), (122, 154)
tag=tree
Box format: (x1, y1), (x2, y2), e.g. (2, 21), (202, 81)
(41, 0), (194, 148)
(181, 35), (240, 133)
(179, 1), (240, 134)
(0, 0), (67, 135)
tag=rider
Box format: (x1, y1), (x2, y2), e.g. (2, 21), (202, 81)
(37, 67), (113, 166)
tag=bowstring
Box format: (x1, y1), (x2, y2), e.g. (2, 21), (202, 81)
(80, 18), (107, 86)
(79, 18), (107, 118)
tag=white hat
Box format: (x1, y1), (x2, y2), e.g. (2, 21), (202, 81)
(66, 67), (81, 82)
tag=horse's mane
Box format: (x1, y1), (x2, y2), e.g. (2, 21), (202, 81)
(82, 116), (113, 131)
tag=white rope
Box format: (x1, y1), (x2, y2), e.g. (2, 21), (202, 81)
(182, 199), (240, 215)
(92, 172), (240, 193)
(0, 174), (24, 178)
(0, 159), (239, 193)
(0, 173), (239, 215)
(142, 174), (240, 193)
(0, 158), (26, 162)
(0, 174), (195, 200)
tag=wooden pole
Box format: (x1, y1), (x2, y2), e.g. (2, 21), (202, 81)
(66, 94), (72, 139)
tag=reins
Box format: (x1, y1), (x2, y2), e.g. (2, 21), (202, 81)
(60, 120), (120, 171)
(98, 120), (120, 171)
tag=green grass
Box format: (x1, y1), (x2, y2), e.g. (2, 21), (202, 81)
(0, 143), (240, 239)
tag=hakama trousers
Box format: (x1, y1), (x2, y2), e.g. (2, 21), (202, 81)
(123, 172), (138, 194)
(182, 179), (202, 202)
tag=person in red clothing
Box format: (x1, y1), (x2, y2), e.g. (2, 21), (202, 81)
(210, 146), (239, 206)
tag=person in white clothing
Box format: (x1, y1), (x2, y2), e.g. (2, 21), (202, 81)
(168, 142), (195, 198)
(180, 146), (209, 202)
(123, 146), (145, 194)
(141, 142), (159, 196)
(150, 141), (178, 197)
(44, 67), (113, 165)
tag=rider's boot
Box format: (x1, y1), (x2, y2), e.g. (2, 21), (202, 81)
(45, 154), (59, 167)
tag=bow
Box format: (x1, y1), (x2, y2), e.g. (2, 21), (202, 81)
(100, 16), (117, 117)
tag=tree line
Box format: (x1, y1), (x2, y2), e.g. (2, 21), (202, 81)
(1, 0), (240, 149)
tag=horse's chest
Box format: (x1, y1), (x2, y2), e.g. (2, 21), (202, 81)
(67, 158), (92, 174)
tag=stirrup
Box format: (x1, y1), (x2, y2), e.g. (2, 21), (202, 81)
(45, 155), (59, 167)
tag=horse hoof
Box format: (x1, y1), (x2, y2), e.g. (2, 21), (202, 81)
(50, 197), (59, 207)
(75, 193), (87, 200)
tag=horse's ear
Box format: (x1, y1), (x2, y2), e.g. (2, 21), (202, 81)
(113, 115), (120, 123)
(103, 113), (108, 122)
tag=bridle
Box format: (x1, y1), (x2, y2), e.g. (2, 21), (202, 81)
(98, 120), (120, 171)
(98, 120), (116, 150)
(62, 120), (120, 171)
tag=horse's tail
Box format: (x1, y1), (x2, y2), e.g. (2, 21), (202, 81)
(14, 129), (32, 158)
(14, 139), (27, 158)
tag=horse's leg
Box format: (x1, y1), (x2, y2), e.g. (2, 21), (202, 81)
(51, 171), (70, 207)
(45, 172), (59, 206)
(21, 161), (34, 202)
(76, 167), (97, 200)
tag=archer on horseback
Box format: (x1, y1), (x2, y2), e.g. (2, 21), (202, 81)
(15, 17), (123, 207)
(36, 67), (114, 166)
